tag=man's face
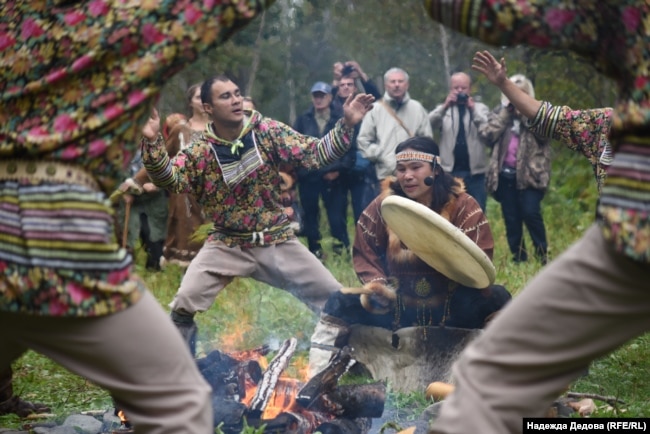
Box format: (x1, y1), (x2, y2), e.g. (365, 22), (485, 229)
(450, 74), (471, 97)
(337, 77), (355, 99)
(202, 80), (244, 126)
(385, 71), (409, 101)
(312, 91), (332, 111)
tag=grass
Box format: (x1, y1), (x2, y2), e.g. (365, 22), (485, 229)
(2, 145), (649, 431)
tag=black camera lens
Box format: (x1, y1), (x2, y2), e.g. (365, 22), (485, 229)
(341, 65), (355, 76)
(457, 93), (468, 104)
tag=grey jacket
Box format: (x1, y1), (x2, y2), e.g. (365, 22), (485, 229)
(480, 105), (551, 193)
(429, 101), (490, 175)
(357, 92), (433, 179)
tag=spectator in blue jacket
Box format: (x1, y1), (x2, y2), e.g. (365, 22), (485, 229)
(294, 82), (354, 258)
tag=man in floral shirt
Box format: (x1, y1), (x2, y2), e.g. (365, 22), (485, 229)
(421, 2), (650, 433)
(141, 75), (374, 357)
(1, 0), (273, 431)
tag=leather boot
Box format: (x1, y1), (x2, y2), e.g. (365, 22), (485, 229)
(0, 368), (50, 417)
(308, 314), (351, 378)
(170, 311), (198, 357)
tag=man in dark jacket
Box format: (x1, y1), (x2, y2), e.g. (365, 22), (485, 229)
(294, 82), (353, 258)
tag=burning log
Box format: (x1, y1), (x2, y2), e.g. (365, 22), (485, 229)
(197, 341), (384, 434)
(254, 410), (324, 434)
(296, 346), (353, 409)
(211, 397), (248, 432)
(247, 337), (297, 419)
(197, 348), (263, 402)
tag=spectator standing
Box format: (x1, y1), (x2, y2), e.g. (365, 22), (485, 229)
(422, 2), (650, 434)
(332, 63), (382, 222)
(157, 85), (209, 268)
(429, 72), (490, 211)
(472, 50), (611, 194)
(294, 81), (352, 258)
(481, 74), (551, 264)
(0, 1), (272, 432)
(141, 75), (374, 356)
(357, 67), (433, 185)
(117, 152), (169, 271)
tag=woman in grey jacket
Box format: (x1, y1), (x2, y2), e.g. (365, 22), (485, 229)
(481, 74), (551, 264)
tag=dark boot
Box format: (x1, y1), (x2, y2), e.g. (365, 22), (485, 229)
(0, 368), (50, 417)
(145, 240), (164, 271)
(170, 311), (198, 357)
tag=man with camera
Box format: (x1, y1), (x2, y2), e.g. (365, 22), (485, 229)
(429, 72), (490, 211)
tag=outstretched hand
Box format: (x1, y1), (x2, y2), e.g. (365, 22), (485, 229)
(342, 93), (375, 127)
(141, 107), (161, 140)
(472, 50), (508, 87)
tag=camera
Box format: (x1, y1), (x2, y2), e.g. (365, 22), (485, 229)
(456, 93), (469, 104)
(341, 64), (356, 76)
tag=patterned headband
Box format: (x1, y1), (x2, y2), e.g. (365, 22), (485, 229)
(395, 151), (440, 164)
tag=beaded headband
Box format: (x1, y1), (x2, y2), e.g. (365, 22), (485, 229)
(395, 151), (441, 165)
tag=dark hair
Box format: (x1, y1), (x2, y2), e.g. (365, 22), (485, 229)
(185, 83), (201, 116)
(391, 136), (460, 213)
(200, 74), (233, 105)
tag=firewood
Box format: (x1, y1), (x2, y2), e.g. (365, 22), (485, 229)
(296, 346), (353, 409)
(247, 337), (297, 419)
(254, 411), (315, 434)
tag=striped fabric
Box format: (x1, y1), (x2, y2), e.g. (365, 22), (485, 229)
(0, 180), (142, 316)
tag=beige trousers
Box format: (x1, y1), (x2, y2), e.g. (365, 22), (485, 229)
(170, 238), (342, 315)
(0, 291), (213, 434)
(430, 225), (650, 434)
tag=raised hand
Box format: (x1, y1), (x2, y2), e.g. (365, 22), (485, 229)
(472, 50), (508, 87)
(342, 93), (375, 127)
(141, 107), (161, 140)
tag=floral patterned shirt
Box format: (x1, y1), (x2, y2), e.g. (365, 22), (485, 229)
(142, 110), (354, 248)
(528, 102), (613, 193)
(0, 0), (271, 316)
(424, 0), (650, 262)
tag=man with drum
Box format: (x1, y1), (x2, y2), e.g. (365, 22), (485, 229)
(308, 136), (511, 376)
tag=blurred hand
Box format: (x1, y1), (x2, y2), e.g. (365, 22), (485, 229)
(342, 93), (375, 127)
(472, 50), (508, 88)
(142, 182), (158, 193)
(141, 107), (161, 140)
(333, 62), (344, 80)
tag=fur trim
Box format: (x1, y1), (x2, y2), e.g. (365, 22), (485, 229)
(363, 281), (397, 300)
(360, 294), (391, 314)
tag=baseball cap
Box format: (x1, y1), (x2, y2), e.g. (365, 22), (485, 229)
(311, 81), (332, 94)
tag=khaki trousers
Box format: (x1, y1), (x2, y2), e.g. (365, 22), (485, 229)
(0, 291), (213, 434)
(430, 225), (650, 434)
(170, 238), (342, 315)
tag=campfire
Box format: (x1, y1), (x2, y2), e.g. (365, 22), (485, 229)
(197, 338), (386, 434)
